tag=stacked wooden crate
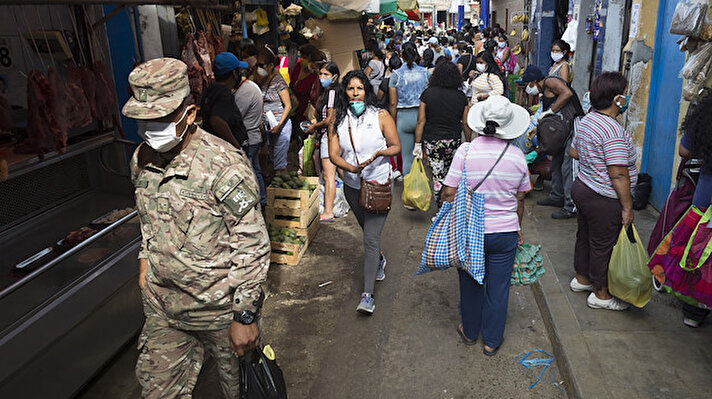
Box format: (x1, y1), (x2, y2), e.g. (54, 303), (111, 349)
(266, 176), (320, 265)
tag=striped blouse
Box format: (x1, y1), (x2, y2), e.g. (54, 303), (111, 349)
(469, 73), (504, 103)
(443, 136), (531, 233)
(572, 111), (638, 199)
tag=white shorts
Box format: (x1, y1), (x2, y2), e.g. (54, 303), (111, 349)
(320, 134), (330, 159)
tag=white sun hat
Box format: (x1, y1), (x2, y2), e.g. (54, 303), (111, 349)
(467, 95), (531, 140)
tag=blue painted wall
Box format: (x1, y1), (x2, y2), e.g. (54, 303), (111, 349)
(641, 0), (685, 209)
(103, 5), (141, 142)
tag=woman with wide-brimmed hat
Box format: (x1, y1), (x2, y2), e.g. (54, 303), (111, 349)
(440, 95), (531, 356)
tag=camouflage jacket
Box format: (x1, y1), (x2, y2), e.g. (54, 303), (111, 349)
(130, 127), (270, 330)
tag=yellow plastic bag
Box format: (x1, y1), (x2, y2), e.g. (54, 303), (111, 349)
(608, 225), (653, 308)
(402, 158), (431, 211)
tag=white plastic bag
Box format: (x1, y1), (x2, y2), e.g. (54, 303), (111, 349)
(670, 0), (708, 37)
(680, 41), (712, 80)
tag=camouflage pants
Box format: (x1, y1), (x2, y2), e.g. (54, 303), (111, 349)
(136, 304), (239, 399)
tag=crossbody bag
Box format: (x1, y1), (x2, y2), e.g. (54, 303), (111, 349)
(347, 115), (392, 213)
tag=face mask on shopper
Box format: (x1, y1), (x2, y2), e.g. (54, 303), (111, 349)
(320, 77), (333, 88)
(137, 107), (191, 152)
(498, 41), (507, 48)
(256, 67), (268, 78)
(616, 94), (630, 113)
(350, 101), (366, 116)
(551, 52), (564, 62)
(476, 63), (487, 73)
(526, 84), (539, 96)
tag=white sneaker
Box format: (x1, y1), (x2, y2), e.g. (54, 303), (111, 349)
(587, 293), (629, 311)
(392, 170), (403, 182)
(570, 277), (594, 293)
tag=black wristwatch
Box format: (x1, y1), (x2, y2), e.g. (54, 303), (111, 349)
(233, 310), (257, 325)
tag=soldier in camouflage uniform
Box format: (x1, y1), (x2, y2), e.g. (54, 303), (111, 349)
(121, 57), (270, 398)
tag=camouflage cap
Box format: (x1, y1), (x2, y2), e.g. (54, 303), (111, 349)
(122, 57), (190, 120)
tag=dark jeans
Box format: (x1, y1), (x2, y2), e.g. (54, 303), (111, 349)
(458, 231), (518, 348)
(344, 184), (388, 295)
(549, 136), (575, 212)
(247, 143), (266, 207)
(571, 179), (622, 290)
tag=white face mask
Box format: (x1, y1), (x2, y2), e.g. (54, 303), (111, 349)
(138, 107), (191, 152)
(498, 41), (507, 48)
(551, 52), (564, 62)
(526, 84), (539, 96)
(256, 67), (268, 78)
(476, 63), (487, 73)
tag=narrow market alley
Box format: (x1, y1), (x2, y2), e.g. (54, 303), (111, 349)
(77, 183), (712, 399)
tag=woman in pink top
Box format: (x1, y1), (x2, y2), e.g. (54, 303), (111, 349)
(441, 95), (531, 356)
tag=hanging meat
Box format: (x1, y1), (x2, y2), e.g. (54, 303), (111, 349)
(187, 64), (208, 105)
(47, 68), (69, 133)
(212, 34), (225, 55)
(69, 65), (98, 120)
(0, 92), (11, 132)
(92, 61), (117, 121)
(64, 69), (93, 129)
(196, 32), (214, 80)
(181, 33), (200, 67)
(15, 70), (66, 157)
(182, 33), (208, 104)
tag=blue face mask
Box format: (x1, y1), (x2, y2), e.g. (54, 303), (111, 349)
(320, 77), (332, 88)
(350, 101), (366, 116)
(617, 94), (630, 113)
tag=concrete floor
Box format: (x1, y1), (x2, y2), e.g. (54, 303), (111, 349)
(77, 183), (565, 399)
(525, 189), (712, 399)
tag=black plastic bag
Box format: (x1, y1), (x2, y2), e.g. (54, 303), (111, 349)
(240, 346), (287, 399)
(632, 173), (652, 210)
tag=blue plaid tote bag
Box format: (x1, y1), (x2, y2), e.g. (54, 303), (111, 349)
(418, 141), (511, 283)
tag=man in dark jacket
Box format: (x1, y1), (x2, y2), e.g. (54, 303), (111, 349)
(201, 52), (249, 151)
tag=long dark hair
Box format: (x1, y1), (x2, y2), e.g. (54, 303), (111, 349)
(401, 42), (418, 69)
(334, 70), (377, 127)
(476, 51), (507, 90)
(681, 94), (712, 165)
(316, 61), (340, 117)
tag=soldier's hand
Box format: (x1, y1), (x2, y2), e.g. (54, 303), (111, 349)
(138, 259), (148, 289)
(229, 321), (260, 357)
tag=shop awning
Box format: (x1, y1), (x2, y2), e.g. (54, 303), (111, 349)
(392, 8), (407, 21)
(397, 0), (417, 11)
(405, 8), (419, 21)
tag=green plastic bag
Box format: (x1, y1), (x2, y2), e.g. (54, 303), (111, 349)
(402, 158), (431, 211)
(608, 225), (653, 308)
(302, 136), (316, 176)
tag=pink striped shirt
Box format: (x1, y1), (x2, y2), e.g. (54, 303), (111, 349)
(572, 112), (638, 199)
(443, 136), (531, 233)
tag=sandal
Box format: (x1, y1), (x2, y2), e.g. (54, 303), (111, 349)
(457, 323), (477, 345)
(483, 338), (504, 356)
(320, 215), (335, 222)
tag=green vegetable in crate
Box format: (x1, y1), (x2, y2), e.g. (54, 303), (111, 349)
(290, 171), (298, 177)
(272, 177), (283, 184)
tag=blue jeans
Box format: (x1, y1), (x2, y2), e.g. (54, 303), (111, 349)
(247, 143), (266, 207)
(396, 108), (418, 176)
(458, 231), (518, 348)
(269, 119), (292, 170)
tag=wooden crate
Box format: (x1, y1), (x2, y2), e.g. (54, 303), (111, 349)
(269, 215), (320, 266)
(270, 241), (308, 266)
(266, 176), (319, 210)
(266, 196), (320, 229)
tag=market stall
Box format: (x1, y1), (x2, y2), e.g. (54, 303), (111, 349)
(0, 1), (220, 397)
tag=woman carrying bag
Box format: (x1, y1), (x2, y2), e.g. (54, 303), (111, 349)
(438, 96), (531, 355)
(329, 70), (401, 315)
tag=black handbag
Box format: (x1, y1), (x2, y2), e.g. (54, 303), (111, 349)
(240, 346), (287, 399)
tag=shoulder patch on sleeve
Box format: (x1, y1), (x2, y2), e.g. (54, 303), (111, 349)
(213, 171), (244, 202)
(222, 181), (258, 217)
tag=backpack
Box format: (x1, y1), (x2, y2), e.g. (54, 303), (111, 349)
(536, 77), (584, 155)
